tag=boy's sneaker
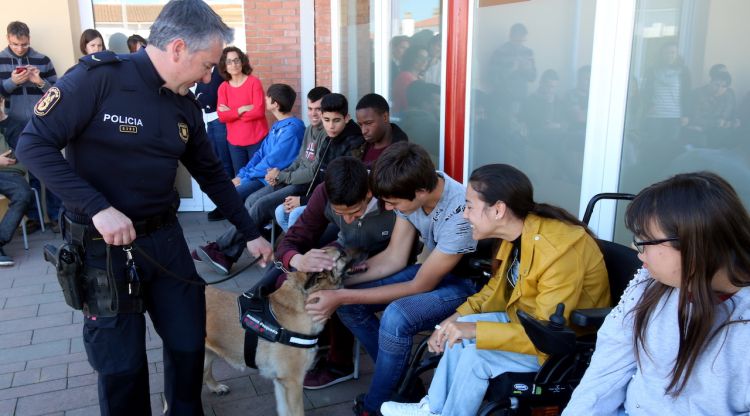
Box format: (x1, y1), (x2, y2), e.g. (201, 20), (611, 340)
(353, 393), (382, 416)
(190, 249), (202, 262)
(0, 247), (14, 267)
(303, 358), (355, 390)
(196, 242), (233, 275)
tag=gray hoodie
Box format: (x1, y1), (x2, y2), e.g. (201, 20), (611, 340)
(564, 268), (750, 415)
(275, 122), (326, 186)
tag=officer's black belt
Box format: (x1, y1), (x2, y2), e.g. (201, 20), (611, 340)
(64, 210), (177, 242)
(237, 290), (318, 368)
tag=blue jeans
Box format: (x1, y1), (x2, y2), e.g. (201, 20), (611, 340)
(275, 204), (306, 232)
(0, 171), (33, 246)
(426, 312), (540, 416)
(235, 178), (265, 202)
(206, 119), (233, 178)
(228, 142), (261, 176)
(337, 265), (476, 412)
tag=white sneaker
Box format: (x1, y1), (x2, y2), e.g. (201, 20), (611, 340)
(380, 396), (439, 416)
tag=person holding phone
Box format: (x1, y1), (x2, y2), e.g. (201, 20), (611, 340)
(1, 21), (61, 233)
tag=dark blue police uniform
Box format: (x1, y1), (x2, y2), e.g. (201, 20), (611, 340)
(16, 49), (262, 416)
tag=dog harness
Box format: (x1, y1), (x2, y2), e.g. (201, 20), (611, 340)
(237, 290), (319, 368)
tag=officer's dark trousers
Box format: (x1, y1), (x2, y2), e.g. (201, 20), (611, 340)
(82, 223), (206, 416)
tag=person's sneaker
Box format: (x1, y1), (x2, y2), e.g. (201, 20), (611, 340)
(196, 242), (233, 275)
(206, 208), (225, 222)
(0, 247), (14, 267)
(303, 358), (355, 390)
(380, 397), (437, 416)
(190, 249), (202, 262)
(353, 393), (382, 416)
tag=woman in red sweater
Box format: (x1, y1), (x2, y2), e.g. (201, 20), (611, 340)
(217, 46), (269, 174)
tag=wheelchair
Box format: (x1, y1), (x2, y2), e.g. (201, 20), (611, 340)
(394, 193), (641, 416)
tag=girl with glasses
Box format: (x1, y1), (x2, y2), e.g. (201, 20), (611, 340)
(565, 171), (750, 415)
(381, 164), (611, 416)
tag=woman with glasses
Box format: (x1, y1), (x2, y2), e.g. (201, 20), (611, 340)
(564, 172), (750, 415)
(381, 164), (610, 416)
(217, 46), (269, 179)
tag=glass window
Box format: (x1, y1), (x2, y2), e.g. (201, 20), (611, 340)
(389, 0), (443, 166)
(338, 0), (375, 115)
(467, 0), (597, 214)
(91, 0), (246, 53)
(616, 0), (750, 240)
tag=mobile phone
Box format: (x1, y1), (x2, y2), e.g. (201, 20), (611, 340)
(14, 66), (27, 74)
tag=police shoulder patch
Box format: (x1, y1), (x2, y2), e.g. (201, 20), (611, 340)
(34, 87), (61, 117)
(178, 122), (189, 143)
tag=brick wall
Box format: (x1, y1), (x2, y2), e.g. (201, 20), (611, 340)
(243, 0), (303, 115)
(314, 0), (333, 90)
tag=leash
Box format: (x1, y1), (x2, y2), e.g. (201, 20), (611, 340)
(127, 243), (263, 286)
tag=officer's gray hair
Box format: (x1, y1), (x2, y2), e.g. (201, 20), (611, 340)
(148, 0), (234, 52)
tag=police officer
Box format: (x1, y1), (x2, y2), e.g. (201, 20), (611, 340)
(16, 1), (272, 415)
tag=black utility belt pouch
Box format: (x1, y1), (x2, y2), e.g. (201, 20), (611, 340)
(44, 243), (85, 310)
(82, 267), (146, 317)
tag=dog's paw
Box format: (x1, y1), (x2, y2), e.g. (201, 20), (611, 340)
(209, 383), (231, 395)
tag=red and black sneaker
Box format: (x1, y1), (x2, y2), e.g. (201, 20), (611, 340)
(196, 242), (233, 275)
(303, 357), (355, 390)
(353, 393), (382, 416)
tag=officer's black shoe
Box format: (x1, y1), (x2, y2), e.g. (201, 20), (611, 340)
(207, 208), (225, 222)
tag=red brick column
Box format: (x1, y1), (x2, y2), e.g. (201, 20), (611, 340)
(314, 0), (332, 90)
(244, 0), (303, 114)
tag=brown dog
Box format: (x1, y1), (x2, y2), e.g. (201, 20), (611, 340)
(203, 247), (350, 416)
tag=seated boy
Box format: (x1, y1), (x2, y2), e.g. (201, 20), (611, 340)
(196, 92), (361, 274)
(304, 142), (478, 415)
(250, 156), (402, 387)
(231, 83), (305, 201)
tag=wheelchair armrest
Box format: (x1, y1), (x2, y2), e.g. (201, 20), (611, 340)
(570, 307), (612, 328)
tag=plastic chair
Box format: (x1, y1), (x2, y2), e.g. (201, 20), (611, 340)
(19, 186), (45, 249)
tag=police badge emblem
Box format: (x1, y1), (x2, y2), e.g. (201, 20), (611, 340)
(34, 87), (61, 117)
(178, 122), (189, 143)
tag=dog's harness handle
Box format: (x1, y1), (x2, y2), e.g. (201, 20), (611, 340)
(238, 290), (318, 348)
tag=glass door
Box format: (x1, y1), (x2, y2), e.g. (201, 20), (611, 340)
(614, 0), (750, 243)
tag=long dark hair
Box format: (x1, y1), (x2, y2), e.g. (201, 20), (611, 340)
(625, 171), (750, 395)
(468, 164), (591, 234)
(469, 164), (593, 275)
(218, 46), (252, 81)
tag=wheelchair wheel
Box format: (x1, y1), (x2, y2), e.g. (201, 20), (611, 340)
(477, 399), (514, 416)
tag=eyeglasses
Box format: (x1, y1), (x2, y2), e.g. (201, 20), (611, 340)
(225, 58), (241, 66)
(632, 237), (678, 254)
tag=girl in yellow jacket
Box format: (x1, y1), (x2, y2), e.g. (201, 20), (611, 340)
(381, 164), (610, 416)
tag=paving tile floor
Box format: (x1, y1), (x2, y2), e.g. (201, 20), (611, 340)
(0, 212), (391, 416)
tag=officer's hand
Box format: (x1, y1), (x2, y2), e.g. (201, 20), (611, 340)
(246, 236), (272, 267)
(0, 150), (16, 167)
(289, 249), (335, 273)
(92, 207), (137, 246)
(232, 177), (241, 187)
